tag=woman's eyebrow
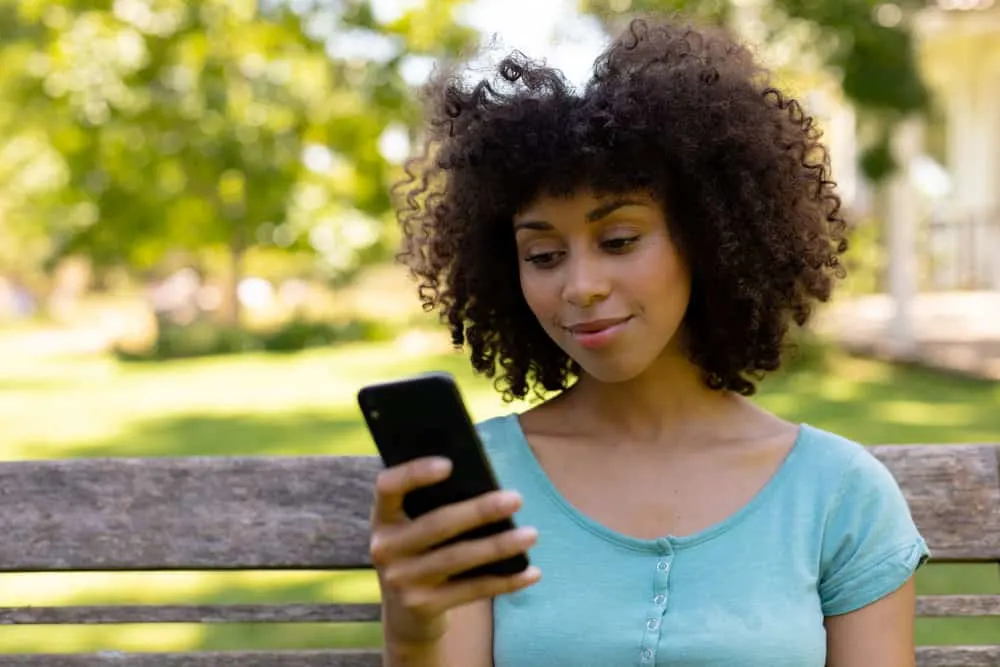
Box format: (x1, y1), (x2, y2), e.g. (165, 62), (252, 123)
(514, 198), (648, 232)
(585, 198), (648, 222)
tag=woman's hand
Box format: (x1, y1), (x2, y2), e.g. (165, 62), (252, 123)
(370, 456), (542, 646)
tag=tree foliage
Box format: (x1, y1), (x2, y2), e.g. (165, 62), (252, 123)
(0, 0), (474, 319)
(0, 0), (939, 310)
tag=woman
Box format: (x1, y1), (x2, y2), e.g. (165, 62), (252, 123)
(368, 16), (930, 666)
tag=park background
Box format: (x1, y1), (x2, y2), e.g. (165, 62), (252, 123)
(0, 0), (998, 655)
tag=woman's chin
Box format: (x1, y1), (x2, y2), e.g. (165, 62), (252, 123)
(573, 356), (656, 385)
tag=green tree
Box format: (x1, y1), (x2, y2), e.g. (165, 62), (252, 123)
(0, 0), (474, 323)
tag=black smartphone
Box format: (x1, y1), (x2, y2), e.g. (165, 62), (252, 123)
(357, 371), (530, 580)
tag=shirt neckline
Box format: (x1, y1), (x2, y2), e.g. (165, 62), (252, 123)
(502, 412), (811, 554)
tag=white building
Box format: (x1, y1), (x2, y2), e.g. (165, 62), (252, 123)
(788, 1), (1000, 355)
(913, 0), (1000, 290)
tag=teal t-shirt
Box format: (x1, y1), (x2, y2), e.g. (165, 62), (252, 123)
(476, 414), (930, 667)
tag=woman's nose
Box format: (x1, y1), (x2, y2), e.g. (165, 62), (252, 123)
(560, 252), (611, 308)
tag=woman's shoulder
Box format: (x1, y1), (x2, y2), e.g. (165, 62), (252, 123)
(475, 412), (519, 447)
(795, 427), (931, 614)
(783, 424), (920, 525)
(793, 424), (892, 484)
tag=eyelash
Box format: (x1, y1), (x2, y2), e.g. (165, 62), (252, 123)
(524, 236), (640, 267)
(603, 236), (639, 252)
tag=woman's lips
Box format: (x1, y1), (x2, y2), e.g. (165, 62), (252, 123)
(564, 316), (633, 349)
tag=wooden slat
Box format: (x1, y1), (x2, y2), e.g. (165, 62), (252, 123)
(916, 646), (1000, 667)
(0, 456), (380, 571)
(0, 444), (997, 571)
(916, 595), (1000, 617)
(2, 595), (997, 625)
(870, 444), (1000, 561)
(0, 647), (993, 667)
(0, 603), (381, 625)
(0, 651), (381, 666)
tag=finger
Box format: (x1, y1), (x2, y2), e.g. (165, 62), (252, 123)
(384, 526), (538, 587)
(402, 566), (542, 618)
(372, 457), (453, 524)
(380, 489), (522, 556)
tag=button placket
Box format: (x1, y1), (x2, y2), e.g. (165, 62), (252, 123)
(638, 541), (674, 665)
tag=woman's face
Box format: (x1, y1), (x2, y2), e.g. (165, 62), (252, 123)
(514, 189), (692, 383)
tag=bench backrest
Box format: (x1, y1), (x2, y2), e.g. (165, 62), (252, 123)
(1, 444), (998, 666)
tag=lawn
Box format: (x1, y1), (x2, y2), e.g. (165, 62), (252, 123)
(0, 331), (997, 653)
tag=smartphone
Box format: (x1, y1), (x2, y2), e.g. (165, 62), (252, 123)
(357, 371), (530, 580)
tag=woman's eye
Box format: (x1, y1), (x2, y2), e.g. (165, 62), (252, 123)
(525, 251), (562, 267)
(602, 236), (639, 252)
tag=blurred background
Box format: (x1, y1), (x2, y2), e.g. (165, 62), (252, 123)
(0, 0), (997, 655)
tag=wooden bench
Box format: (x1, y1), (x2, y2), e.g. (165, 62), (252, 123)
(1, 444), (998, 666)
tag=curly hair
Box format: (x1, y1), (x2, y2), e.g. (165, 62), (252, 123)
(394, 17), (848, 400)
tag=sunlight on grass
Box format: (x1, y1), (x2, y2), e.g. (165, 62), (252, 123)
(755, 392), (796, 415)
(815, 375), (862, 402)
(0, 569), (381, 653)
(0, 622), (382, 654)
(836, 355), (898, 383)
(878, 400), (979, 429)
(0, 339), (525, 459)
(1, 335), (997, 651)
(0, 571), (379, 606)
(0, 625), (205, 654)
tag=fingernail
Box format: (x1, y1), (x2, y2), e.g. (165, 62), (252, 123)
(523, 566), (542, 581)
(515, 526), (538, 541)
(428, 457), (452, 474)
(498, 491), (522, 509)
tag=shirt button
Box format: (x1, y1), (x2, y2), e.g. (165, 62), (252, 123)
(656, 560), (669, 571)
(646, 617), (660, 631)
(654, 594), (667, 605)
(641, 647), (654, 662)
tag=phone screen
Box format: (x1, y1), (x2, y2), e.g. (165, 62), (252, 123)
(360, 377), (500, 518)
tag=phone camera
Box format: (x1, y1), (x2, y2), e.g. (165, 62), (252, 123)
(369, 409), (380, 420)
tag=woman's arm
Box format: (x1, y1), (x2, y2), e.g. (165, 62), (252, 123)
(385, 600), (494, 667)
(438, 600), (494, 667)
(824, 576), (918, 667)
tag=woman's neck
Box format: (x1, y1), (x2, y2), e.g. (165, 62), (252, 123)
(560, 349), (752, 445)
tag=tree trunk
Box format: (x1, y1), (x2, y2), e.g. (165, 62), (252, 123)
(219, 236), (244, 328)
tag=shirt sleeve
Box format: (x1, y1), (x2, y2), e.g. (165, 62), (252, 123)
(818, 446), (931, 617)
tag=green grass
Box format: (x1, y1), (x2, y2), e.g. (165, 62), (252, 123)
(0, 333), (997, 653)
